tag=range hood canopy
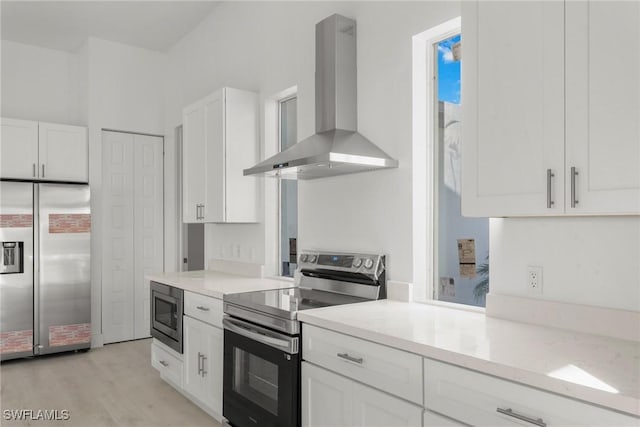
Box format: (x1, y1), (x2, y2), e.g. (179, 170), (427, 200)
(244, 14), (398, 180)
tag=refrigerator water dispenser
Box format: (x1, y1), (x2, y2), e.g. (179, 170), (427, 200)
(1, 241), (24, 274)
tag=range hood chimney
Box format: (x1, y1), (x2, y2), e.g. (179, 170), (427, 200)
(244, 14), (398, 179)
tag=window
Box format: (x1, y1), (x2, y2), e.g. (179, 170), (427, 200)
(279, 96), (297, 277)
(434, 34), (489, 307)
(413, 18), (488, 308)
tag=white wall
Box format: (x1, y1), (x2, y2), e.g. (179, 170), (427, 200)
(490, 217), (640, 312)
(1, 40), (83, 125)
(165, 1), (461, 281)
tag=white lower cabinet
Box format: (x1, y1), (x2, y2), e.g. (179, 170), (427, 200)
(302, 362), (423, 427)
(423, 410), (464, 427)
(424, 359), (639, 426)
(182, 314), (224, 421)
(151, 339), (183, 388)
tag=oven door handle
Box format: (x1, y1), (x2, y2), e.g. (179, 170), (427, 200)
(223, 317), (298, 354)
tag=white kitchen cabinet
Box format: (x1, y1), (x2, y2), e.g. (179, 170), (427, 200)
(183, 314), (223, 420)
(423, 410), (464, 426)
(462, 0), (640, 216)
(38, 122), (88, 182)
(1, 118), (87, 182)
(302, 362), (423, 427)
(1, 118), (39, 180)
(424, 358), (639, 426)
(461, 1), (565, 217)
(565, 1), (640, 214)
(151, 338), (183, 388)
(182, 101), (207, 223)
(182, 87), (258, 224)
(183, 316), (223, 420)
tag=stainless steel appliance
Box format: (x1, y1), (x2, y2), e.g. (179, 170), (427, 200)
(150, 281), (183, 353)
(243, 14), (398, 179)
(222, 251), (386, 427)
(0, 181), (91, 361)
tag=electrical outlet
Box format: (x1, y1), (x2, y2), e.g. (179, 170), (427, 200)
(527, 266), (543, 293)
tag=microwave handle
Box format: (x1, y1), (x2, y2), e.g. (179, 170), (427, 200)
(223, 317), (298, 354)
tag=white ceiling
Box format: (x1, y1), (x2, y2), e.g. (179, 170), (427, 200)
(1, 1), (220, 52)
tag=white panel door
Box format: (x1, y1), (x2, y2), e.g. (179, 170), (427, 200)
(39, 122), (88, 182)
(302, 362), (352, 427)
(351, 381), (423, 427)
(1, 118), (39, 180)
(183, 101), (206, 223)
(183, 315), (223, 416)
(224, 88), (258, 223)
(133, 134), (163, 339)
(461, 0), (565, 217)
(101, 131), (135, 344)
(565, 1), (640, 214)
(204, 90), (225, 223)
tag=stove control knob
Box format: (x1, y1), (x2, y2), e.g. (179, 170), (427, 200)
(309, 255), (317, 263)
(300, 254), (308, 263)
(364, 258), (374, 270)
(352, 258), (363, 268)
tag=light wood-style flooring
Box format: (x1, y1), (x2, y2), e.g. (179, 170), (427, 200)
(0, 339), (221, 427)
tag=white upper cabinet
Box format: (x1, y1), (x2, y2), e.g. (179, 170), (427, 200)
(1, 118), (88, 183)
(1, 118), (39, 180)
(183, 100), (207, 223)
(462, 1), (565, 217)
(565, 1), (640, 214)
(182, 87), (258, 224)
(38, 122), (88, 183)
(462, 0), (640, 216)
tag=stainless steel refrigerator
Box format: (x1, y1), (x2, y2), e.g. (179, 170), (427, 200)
(0, 181), (91, 361)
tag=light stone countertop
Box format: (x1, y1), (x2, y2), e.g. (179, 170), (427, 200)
(297, 299), (640, 417)
(146, 270), (294, 299)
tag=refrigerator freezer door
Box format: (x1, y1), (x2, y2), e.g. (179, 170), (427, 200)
(38, 183), (91, 354)
(0, 181), (34, 360)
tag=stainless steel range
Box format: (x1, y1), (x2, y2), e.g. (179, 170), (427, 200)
(222, 251), (387, 427)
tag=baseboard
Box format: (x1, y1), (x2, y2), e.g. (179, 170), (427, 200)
(486, 293), (640, 342)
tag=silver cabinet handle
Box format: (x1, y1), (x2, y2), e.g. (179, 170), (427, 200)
(197, 352), (203, 375)
(200, 204), (204, 220)
(41, 164), (45, 178)
(201, 354), (207, 377)
(196, 305), (210, 312)
(546, 169), (555, 208)
(159, 360), (169, 367)
(570, 166), (579, 208)
(337, 352), (363, 364)
(497, 408), (546, 427)
(33, 163), (36, 177)
(196, 204), (200, 220)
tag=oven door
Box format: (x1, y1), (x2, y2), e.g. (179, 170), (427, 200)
(223, 316), (299, 427)
(150, 282), (183, 352)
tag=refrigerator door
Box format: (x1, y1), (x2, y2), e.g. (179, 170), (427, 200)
(0, 181), (34, 360)
(37, 183), (91, 355)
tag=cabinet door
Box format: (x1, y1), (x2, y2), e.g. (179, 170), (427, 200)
(204, 90), (225, 223)
(302, 362), (352, 427)
(423, 410), (464, 426)
(565, 1), (640, 214)
(461, 1), (565, 217)
(183, 315), (223, 417)
(38, 122), (88, 182)
(351, 381), (423, 427)
(1, 118), (39, 180)
(224, 88), (258, 223)
(183, 101), (206, 223)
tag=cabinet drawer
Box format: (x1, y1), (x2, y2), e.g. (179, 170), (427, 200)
(184, 291), (223, 327)
(424, 359), (639, 426)
(302, 324), (422, 405)
(151, 339), (183, 388)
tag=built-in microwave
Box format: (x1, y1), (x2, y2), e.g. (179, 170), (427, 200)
(150, 281), (183, 353)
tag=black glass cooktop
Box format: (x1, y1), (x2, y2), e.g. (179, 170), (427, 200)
(223, 287), (368, 320)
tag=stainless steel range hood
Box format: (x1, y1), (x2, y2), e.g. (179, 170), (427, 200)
(244, 14), (398, 180)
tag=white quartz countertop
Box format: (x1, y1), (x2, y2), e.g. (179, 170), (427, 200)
(146, 270), (294, 299)
(297, 300), (640, 417)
